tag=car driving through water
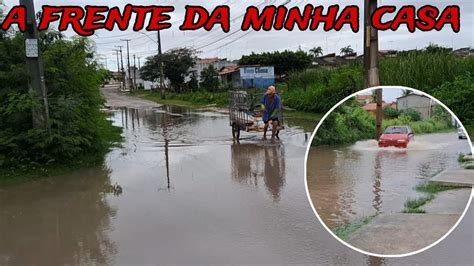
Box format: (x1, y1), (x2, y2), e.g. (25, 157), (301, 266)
(378, 126), (415, 148)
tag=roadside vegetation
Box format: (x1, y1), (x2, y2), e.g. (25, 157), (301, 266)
(402, 181), (461, 213)
(313, 101), (454, 146)
(282, 45), (473, 137)
(333, 216), (375, 240)
(0, 30), (122, 181)
(313, 101), (375, 145)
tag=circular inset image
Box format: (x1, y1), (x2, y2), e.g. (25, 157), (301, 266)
(305, 86), (473, 257)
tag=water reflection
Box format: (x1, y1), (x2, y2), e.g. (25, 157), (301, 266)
(231, 143), (286, 201)
(0, 166), (117, 265)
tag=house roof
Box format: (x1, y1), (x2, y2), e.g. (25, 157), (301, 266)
(219, 65), (240, 75)
(198, 57), (220, 64)
(356, 95), (373, 101)
(396, 93), (430, 100)
(363, 102), (389, 111)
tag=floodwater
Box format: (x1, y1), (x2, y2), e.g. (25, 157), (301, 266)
(307, 133), (472, 229)
(0, 106), (473, 264)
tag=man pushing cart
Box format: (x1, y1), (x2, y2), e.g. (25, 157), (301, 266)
(229, 85), (283, 142)
(261, 86), (281, 143)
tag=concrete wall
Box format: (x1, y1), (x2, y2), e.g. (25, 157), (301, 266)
(397, 94), (435, 120)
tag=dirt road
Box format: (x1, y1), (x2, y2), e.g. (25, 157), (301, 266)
(102, 83), (161, 109)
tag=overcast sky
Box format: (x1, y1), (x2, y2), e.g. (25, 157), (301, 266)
(3, 0), (473, 69)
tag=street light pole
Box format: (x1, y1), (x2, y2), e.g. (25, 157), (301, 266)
(20, 0), (49, 129)
(364, 0), (382, 139)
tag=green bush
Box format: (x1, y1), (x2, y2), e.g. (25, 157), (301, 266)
(399, 108), (422, 121)
(0, 31), (121, 169)
(313, 103), (375, 145)
(283, 64), (363, 113)
(383, 118), (451, 134)
(383, 106), (399, 119)
(433, 74), (474, 125)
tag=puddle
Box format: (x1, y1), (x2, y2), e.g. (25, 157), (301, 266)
(0, 105), (472, 264)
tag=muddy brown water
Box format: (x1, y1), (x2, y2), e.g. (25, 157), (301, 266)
(308, 133), (472, 230)
(1, 106), (472, 264)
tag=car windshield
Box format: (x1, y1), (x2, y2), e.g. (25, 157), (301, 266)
(384, 127), (408, 134)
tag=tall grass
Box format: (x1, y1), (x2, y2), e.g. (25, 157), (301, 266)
(284, 50), (473, 115)
(383, 118), (453, 135)
(380, 51), (474, 91)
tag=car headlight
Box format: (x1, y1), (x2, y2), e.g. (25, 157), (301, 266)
(397, 139), (407, 143)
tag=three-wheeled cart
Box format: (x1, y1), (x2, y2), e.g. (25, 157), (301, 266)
(228, 90), (283, 140)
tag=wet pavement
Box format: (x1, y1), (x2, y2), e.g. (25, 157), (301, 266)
(0, 102), (473, 264)
(308, 133), (472, 230)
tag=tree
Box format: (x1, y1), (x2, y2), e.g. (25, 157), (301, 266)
(239, 50), (312, 75)
(141, 47), (196, 92)
(0, 31), (120, 168)
(186, 71), (199, 92)
(309, 46), (323, 58)
(200, 65), (219, 91)
(340, 45), (354, 56)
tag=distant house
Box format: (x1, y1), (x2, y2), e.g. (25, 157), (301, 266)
(356, 95), (374, 105)
(126, 66), (157, 91)
(397, 94), (437, 120)
(362, 101), (397, 117)
(218, 65), (276, 89)
(192, 58), (236, 82)
(453, 47), (473, 57)
(312, 53), (358, 68)
(218, 65), (240, 88)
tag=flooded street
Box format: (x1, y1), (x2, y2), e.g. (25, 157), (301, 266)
(0, 102), (472, 264)
(308, 133), (472, 229)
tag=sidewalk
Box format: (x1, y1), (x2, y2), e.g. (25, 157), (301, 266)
(346, 188), (471, 255)
(430, 169), (474, 187)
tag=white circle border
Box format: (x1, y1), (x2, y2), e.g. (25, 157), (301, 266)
(303, 86), (474, 258)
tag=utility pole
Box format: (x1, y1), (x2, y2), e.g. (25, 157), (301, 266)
(115, 45), (125, 90)
(113, 49), (120, 73)
(364, 0), (382, 139)
(21, 0), (49, 129)
(121, 39), (134, 91)
(137, 56), (141, 70)
(133, 54), (137, 89)
(157, 30), (165, 99)
(102, 55), (108, 69)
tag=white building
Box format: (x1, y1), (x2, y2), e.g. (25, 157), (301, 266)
(397, 94), (438, 120)
(125, 66), (158, 91)
(191, 58), (236, 82)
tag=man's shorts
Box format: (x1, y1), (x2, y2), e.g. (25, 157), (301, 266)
(264, 117), (279, 124)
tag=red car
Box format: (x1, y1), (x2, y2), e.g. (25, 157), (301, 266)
(378, 126), (415, 148)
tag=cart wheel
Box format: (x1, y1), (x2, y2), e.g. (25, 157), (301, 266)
(232, 123), (240, 140)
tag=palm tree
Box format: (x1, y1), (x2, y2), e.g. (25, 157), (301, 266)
(340, 45), (355, 56)
(309, 46), (323, 58)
